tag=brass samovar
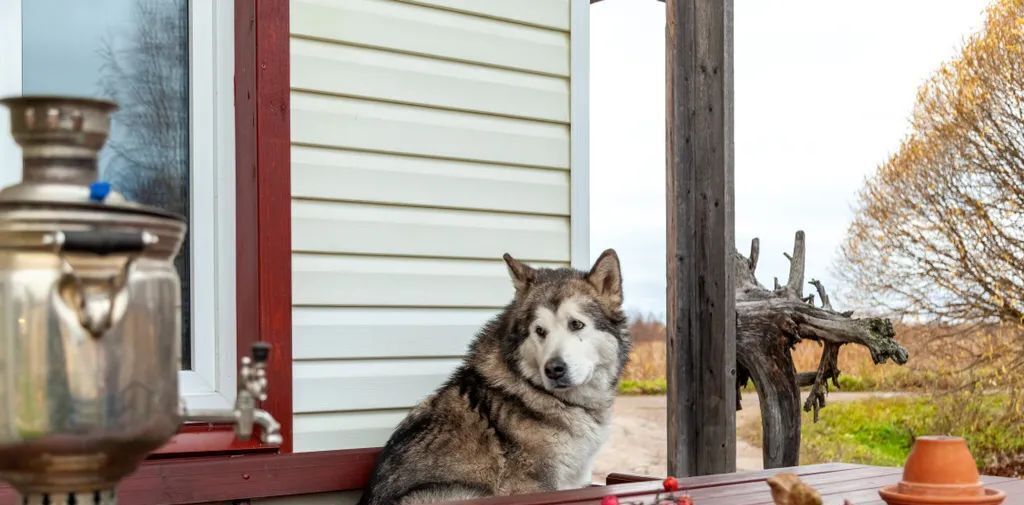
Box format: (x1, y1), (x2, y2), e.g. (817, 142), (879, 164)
(0, 96), (282, 504)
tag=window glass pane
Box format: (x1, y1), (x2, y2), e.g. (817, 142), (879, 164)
(21, 0), (192, 369)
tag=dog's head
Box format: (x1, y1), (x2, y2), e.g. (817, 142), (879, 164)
(501, 250), (630, 399)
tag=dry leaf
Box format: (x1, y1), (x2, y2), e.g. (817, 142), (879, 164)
(766, 473), (823, 505)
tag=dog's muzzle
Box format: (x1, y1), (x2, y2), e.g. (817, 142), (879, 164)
(544, 357), (573, 389)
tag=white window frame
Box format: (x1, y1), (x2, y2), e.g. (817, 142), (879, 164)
(0, 0), (238, 412)
(183, 0), (237, 411)
(570, 0), (591, 269)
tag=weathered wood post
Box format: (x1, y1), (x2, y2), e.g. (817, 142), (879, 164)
(665, 0), (737, 476)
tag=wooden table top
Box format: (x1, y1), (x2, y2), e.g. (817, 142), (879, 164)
(450, 463), (1024, 505)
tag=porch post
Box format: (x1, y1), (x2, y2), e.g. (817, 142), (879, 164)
(665, 0), (736, 476)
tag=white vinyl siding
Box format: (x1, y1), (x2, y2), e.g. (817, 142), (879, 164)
(289, 0), (584, 455)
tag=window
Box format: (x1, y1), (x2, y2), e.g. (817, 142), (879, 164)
(0, 0), (237, 412)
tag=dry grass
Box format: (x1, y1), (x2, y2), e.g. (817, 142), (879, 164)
(618, 321), (1019, 391)
(623, 340), (667, 382)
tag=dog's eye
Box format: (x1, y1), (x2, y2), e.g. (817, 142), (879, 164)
(569, 319), (585, 331)
(535, 326), (548, 338)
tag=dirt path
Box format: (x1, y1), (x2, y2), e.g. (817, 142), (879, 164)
(591, 392), (903, 483)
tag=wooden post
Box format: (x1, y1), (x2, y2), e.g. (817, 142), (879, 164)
(665, 0), (736, 476)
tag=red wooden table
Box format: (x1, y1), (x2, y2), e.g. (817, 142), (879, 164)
(450, 464), (1023, 505)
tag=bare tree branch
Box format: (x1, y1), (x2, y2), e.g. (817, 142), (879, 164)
(803, 343), (841, 422)
(809, 279), (833, 311)
(786, 231), (806, 297)
(749, 238), (760, 274)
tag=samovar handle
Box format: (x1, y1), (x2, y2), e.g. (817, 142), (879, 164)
(46, 230), (159, 338)
(49, 230), (157, 255)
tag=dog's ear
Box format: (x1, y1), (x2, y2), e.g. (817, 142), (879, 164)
(587, 249), (622, 306)
(503, 253), (536, 293)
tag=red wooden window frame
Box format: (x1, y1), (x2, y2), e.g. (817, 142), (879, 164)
(149, 0), (294, 458)
(0, 3), (383, 502)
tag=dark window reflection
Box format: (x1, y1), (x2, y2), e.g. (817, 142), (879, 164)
(22, 0), (192, 369)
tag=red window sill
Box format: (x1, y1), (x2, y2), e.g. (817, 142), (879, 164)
(147, 423), (279, 459)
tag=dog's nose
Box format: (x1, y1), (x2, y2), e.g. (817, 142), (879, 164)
(544, 358), (567, 381)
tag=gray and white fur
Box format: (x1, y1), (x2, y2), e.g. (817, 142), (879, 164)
(357, 250), (630, 505)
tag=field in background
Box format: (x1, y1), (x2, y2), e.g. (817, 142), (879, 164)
(618, 315), (1012, 394)
(620, 313), (667, 394)
(620, 313), (1024, 476)
(737, 394), (1024, 477)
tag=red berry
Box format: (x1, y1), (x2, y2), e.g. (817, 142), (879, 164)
(676, 496), (693, 505)
(663, 476), (680, 492)
(600, 496), (619, 505)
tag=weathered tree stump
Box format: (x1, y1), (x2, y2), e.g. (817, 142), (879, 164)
(735, 231), (909, 468)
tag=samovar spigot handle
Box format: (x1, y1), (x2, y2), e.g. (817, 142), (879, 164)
(235, 342), (283, 445)
(181, 342), (283, 446)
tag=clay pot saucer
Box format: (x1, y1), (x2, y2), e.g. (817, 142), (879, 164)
(879, 436), (1006, 505)
(879, 486), (1005, 505)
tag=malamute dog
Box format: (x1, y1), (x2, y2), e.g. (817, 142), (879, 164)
(358, 250), (630, 505)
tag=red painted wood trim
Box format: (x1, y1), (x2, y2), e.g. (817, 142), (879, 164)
(148, 424), (273, 458)
(235, 0), (293, 453)
(110, 0), (294, 460)
(0, 449), (380, 505)
(145, 0), (295, 458)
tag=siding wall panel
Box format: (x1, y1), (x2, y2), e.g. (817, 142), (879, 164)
(292, 92), (569, 169)
(289, 0), (580, 456)
(293, 254), (564, 308)
(293, 200), (570, 261)
(293, 410), (410, 452)
(291, 146), (570, 215)
(292, 0), (569, 76)
(294, 359), (462, 412)
(293, 307), (490, 360)
(292, 38), (569, 122)
(396, 0), (570, 31)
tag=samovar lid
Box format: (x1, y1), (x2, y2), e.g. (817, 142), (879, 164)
(0, 96), (185, 258)
(0, 95), (184, 222)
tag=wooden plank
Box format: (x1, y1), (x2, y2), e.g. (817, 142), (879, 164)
(396, 0), (570, 31)
(291, 146), (571, 215)
(291, 92), (570, 169)
(472, 467), (898, 505)
(119, 449), (379, 504)
(291, 0), (569, 76)
(0, 450), (381, 505)
(446, 465), (874, 505)
(986, 479), (1024, 505)
(665, 0), (737, 476)
(292, 200), (570, 261)
(293, 358), (462, 412)
(255, 490), (362, 505)
(293, 307), (492, 359)
(809, 474), (1020, 505)
(605, 462), (865, 485)
(235, 0), (294, 454)
(291, 38), (569, 123)
(684, 466), (902, 504)
(292, 255), (565, 307)
(294, 409), (410, 452)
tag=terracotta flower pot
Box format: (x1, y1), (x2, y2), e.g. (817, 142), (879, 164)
(900, 436), (981, 497)
(878, 436), (1006, 505)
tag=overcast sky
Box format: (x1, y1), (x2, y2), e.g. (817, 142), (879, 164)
(590, 0), (991, 319)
